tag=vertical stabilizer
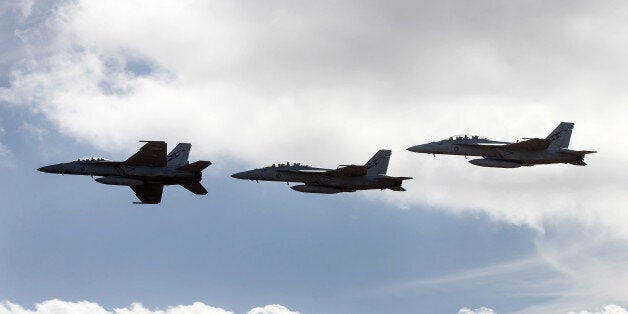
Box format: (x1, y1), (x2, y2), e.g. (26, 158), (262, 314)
(167, 143), (191, 167)
(365, 150), (391, 175)
(546, 122), (574, 148)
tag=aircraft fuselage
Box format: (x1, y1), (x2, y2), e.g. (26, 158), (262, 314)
(408, 141), (586, 166)
(231, 166), (402, 192)
(38, 161), (202, 185)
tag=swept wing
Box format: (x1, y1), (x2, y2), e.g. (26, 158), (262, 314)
(125, 141), (167, 166)
(131, 183), (164, 204)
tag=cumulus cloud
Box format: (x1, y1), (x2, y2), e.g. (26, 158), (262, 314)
(458, 307), (495, 314)
(0, 300), (299, 314)
(1, 1), (628, 312)
(246, 305), (300, 314)
(1, 0), (628, 232)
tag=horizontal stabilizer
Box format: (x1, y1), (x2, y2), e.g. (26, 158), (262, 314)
(375, 176), (413, 181)
(179, 182), (208, 195)
(570, 160), (588, 166)
(176, 160), (212, 172)
(388, 186), (406, 192)
(559, 149), (597, 155)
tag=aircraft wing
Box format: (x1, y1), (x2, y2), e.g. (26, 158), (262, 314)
(131, 183), (164, 204)
(502, 138), (551, 151)
(325, 165), (368, 177)
(125, 141), (167, 166)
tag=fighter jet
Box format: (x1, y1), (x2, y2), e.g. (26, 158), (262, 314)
(37, 141), (211, 204)
(231, 150), (411, 193)
(407, 122), (596, 168)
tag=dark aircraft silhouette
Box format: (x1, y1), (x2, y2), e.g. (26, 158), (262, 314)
(38, 141), (211, 204)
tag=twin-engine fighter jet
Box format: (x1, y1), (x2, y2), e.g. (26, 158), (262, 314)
(231, 150), (412, 193)
(407, 122), (596, 168)
(37, 141), (211, 204)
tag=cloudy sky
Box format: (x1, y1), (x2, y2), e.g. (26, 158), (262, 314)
(1, 0), (627, 313)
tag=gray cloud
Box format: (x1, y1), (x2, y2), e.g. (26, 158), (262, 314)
(2, 1), (628, 312)
(1, 0), (627, 229)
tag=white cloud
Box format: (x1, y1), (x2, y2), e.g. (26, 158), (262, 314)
(0, 299), (111, 314)
(458, 307), (495, 314)
(1, 0), (626, 234)
(246, 305), (300, 314)
(0, 300), (299, 314)
(113, 302), (233, 314)
(2, 5), (628, 312)
(0, 2), (627, 312)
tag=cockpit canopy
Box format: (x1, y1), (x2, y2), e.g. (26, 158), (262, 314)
(265, 162), (307, 168)
(73, 157), (111, 163)
(443, 134), (488, 141)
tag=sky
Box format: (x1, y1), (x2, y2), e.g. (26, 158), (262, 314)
(1, 0), (628, 313)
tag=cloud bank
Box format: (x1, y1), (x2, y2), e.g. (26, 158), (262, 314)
(2, 0), (627, 233)
(0, 300), (300, 314)
(1, 1), (628, 313)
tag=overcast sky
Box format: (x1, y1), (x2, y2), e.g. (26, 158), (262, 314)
(1, 1), (628, 313)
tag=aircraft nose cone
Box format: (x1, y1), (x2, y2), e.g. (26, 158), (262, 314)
(37, 165), (55, 173)
(407, 143), (434, 153)
(231, 172), (247, 179)
(407, 144), (424, 153)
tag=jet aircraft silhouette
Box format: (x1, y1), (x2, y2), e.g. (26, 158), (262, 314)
(231, 150), (411, 193)
(38, 141), (211, 204)
(407, 122), (596, 168)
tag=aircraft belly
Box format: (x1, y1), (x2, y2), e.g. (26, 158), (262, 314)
(323, 177), (390, 190)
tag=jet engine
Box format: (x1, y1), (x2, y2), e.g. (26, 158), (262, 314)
(468, 159), (522, 168)
(95, 176), (144, 186)
(290, 185), (345, 194)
